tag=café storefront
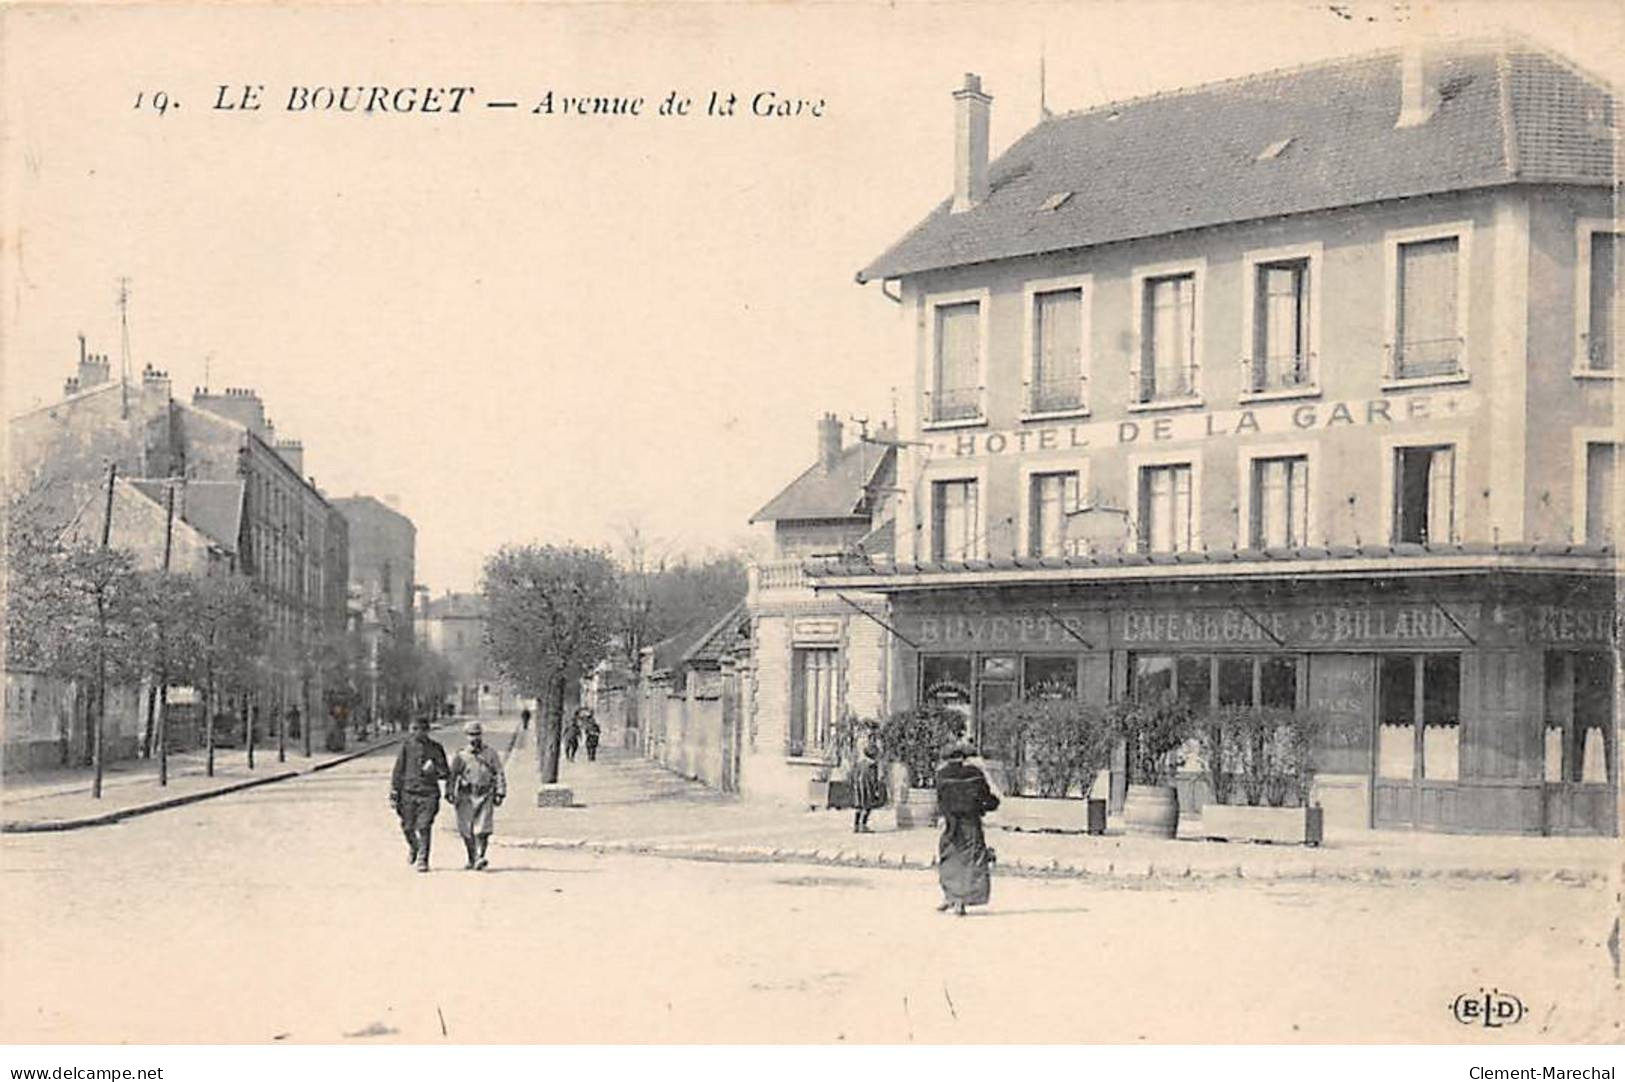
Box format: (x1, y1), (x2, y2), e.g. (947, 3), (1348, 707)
(872, 568), (1617, 836)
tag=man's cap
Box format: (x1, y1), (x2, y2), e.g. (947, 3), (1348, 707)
(463, 721), (483, 735)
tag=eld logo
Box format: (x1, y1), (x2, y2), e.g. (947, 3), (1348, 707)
(1451, 988), (1526, 1028)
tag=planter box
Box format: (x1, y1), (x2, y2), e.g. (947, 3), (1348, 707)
(1200, 803), (1323, 846)
(994, 795), (1108, 834)
(808, 778), (853, 811)
(893, 787), (939, 830)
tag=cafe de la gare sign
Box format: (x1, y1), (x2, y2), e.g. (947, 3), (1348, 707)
(903, 600), (1616, 650)
(926, 390), (1475, 458)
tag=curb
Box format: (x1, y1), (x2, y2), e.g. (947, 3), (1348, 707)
(494, 835), (1605, 887)
(2, 733), (409, 834)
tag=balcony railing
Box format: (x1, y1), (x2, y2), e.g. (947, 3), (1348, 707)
(925, 385), (984, 424)
(1026, 375), (1087, 414)
(754, 559), (809, 591)
(1583, 331), (1616, 372)
(1387, 337), (1463, 381)
(1245, 352), (1315, 393)
(1133, 361), (1199, 403)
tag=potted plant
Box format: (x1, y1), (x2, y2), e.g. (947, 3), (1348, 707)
(879, 705), (962, 828)
(1105, 693), (1196, 838)
(981, 698), (1112, 832)
(1198, 707), (1326, 845)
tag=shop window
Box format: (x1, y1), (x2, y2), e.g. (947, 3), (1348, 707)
(1030, 287), (1086, 413)
(1132, 655), (1174, 700)
(789, 648), (837, 757)
(1251, 259), (1311, 391)
(920, 655), (974, 736)
(1137, 463), (1194, 553)
(1393, 236), (1462, 379)
(1029, 471), (1080, 558)
(1377, 653), (1460, 781)
(1393, 445), (1455, 545)
(1139, 273), (1197, 401)
(1250, 455), (1309, 548)
(1130, 653), (1298, 712)
(1544, 651), (1615, 784)
(1585, 443), (1616, 546)
(930, 301), (982, 422)
(931, 479), (979, 562)
(1217, 657), (1254, 707)
(1023, 655), (1079, 699)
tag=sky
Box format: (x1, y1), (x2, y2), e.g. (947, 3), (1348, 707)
(4, 0), (1622, 593)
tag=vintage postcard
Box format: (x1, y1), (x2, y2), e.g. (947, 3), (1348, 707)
(1, 0), (1621, 1066)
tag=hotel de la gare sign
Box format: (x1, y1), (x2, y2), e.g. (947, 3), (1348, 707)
(924, 389), (1473, 458)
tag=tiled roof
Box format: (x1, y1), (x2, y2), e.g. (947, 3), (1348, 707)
(749, 439), (895, 523)
(860, 41), (1618, 282)
(681, 602), (751, 666)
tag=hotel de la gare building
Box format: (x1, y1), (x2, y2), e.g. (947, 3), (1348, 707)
(808, 39), (1622, 836)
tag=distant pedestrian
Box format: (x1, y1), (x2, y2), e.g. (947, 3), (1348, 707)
(563, 714), (582, 762)
(933, 742), (999, 915)
(447, 721), (507, 871)
(520, 708), (531, 732)
(850, 725), (885, 833)
(390, 716), (450, 873)
(582, 711), (601, 762)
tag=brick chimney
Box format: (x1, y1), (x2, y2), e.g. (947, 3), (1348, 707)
(818, 412), (843, 472)
(77, 334), (111, 389)
(192, 386), (270, 437)
(1396, 42), (1438, 129)
(275, 438), (304, 477)
(141, 363), (171, 404)
(952, 73), (992, 214)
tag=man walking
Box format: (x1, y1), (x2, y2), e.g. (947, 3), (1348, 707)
(390, 716), (450, 873)
(582, 710), (602, 762)
(448, 720), (507, 870)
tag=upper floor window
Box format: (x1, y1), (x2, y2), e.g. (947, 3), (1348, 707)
(929, 299), (983, 424)
(1393, 444), (1456, 545)
(1027, 283), (1086, 414)
(1250, 455), (1309, 549)
(1390, 232), (1465, 381)
(1139, 273), (1198, 402)
(1580, 226), (1621, 373)
(931, 478), (979, 561)
(1028, 470), (1080, 558)
(1249, 258), (1312, 392)
(1137, 462), (1193, 553)
(1585, 442), (1615, 546)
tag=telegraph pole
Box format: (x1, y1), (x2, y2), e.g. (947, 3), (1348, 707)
(92, 462), (116, 799)
(158, 482), (175, 786)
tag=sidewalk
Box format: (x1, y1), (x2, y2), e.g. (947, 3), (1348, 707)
(0, 726), (425, 832)
(496, 745), (1620, 886)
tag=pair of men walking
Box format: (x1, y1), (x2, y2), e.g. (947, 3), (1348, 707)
(389, 717), (507, 872)
(562, 706), (601, 763)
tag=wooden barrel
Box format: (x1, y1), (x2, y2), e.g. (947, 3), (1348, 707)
(1122, 784), (1180, 838)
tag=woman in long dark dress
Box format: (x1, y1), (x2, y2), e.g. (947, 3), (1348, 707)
(934, 743), (1000, 915)
(850, 729), (885, 833)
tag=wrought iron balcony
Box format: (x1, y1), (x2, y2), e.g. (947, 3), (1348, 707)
(1245, 352), (1315, 393)
(1026, 375), (1087, 414)
(925, 385), (984, 423)
(1386, 337), (1463, 380)
(1133, 361), (1199, 403)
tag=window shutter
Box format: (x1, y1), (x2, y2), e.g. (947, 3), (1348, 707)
(1427, 447), (1455, 544)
